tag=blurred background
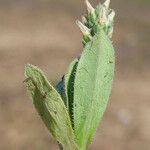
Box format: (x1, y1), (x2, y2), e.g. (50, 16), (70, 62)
(0, 0), (150, 149)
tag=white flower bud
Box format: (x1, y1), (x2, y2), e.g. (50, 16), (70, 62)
(109, 10), (115, 22)
(82, 16), (87, 24)
(99, 7), (108, 25)
(108, 27), (113, 38)
(76, 20), (91, 36)
(104, 0), (110, 9)
(85, 0), (95, 14)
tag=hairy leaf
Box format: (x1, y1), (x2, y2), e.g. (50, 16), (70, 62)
(64, 58), (79, 127)
(74, 28), (115, 149)
(24, 64), (78, 150)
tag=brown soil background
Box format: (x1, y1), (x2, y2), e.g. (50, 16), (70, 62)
(0, 0), (150, 149)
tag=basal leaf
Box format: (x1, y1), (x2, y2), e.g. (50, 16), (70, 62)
(24, 64), (78, 150)
(74, 28), (115, 149)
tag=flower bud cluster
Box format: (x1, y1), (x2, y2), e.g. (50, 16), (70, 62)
(77, 0), (115, 45)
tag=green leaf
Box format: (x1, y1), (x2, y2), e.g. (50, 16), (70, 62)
(64, 58), (79, 127)
(73, 28), (115, 149)
(56, 58), (79, 128)
(24, 64), (78, 150)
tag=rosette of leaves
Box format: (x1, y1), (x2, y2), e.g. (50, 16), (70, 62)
(24, 0), (115, 150)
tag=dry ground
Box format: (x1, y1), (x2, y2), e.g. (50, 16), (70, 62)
(0, 0), (150, 149)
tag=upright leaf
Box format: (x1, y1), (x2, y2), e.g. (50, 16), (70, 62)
(64, 58), (79, 127)
(73, 28), (115, 149)
(55, 59), (79, 126)
(24, 64), (78, 150)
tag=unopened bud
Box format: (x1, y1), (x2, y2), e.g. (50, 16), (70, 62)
(108, 27), (113, 38)
(82, 16), (87, 24)
(104, 0), (110, 9)
(109, 10), (115, 22)
(85, 0), (95, 14)
(76, 20), (91, 36)
(99, 7), (108, 25)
